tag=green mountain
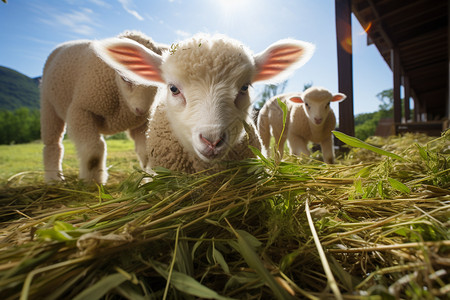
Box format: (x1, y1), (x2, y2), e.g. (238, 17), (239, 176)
(0, 66), (40, 110)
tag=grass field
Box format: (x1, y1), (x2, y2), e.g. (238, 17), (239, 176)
(0, 132), (448, 299)
(0, 139), (139, 183)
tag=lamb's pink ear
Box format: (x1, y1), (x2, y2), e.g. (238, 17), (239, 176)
(289, 96), (304, 104)
(331, 93), (347, 102)
(92, 38), (165, 86)
(253, 39), (314, 83)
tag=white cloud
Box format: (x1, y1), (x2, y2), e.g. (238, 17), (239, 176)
(89, 0), (111, 8)
(24, 36), (60, 46)
(117, 0), (144, 21)
(54, 8), (96, 36)
(39, 7), (97, 36)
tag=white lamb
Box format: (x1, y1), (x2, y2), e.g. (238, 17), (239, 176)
(258, 86), (346, 163)
(93, 34), (314, 173)
(40, 31), (167, 184)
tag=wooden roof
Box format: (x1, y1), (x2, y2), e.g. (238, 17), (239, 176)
(351, 0), (448, 121)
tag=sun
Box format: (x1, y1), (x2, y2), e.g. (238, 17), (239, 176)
(213, 0), (259, 27)
(216, 0), (255, 15)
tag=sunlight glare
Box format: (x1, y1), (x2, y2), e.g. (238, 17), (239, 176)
(216, 0), (255, 16)
(359, 21), (372, 35)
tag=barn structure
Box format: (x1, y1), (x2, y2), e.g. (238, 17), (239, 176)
(335, 0), (449, 137)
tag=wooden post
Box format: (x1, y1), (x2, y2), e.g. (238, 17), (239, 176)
(404, 76), (411, 122)
(391, 48), (402, 129)
(335, 0), (355, 137)
(413, 97), (419, 122)
(421, 101), (428, 121)
(448, 0), (450, 120)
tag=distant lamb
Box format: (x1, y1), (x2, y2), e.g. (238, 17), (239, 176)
(93, 34), (314, 173)
(40, 31), (167, 184)
(258, 87), (346, 163)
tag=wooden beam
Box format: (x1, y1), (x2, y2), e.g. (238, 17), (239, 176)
(366, 0), (394, 49)
(392, 48), (402, 127)
(369, 0), (428, 23)
(383, 1), (446, 29)
(335, 0), (355, 137)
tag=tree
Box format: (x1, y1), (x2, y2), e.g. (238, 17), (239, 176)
(0, 107), (41, 144)
(254, 80), (288, 110)
(302, 81), (313, 91)
(376, 89), (393, 111)
(354, 88), (394, 141)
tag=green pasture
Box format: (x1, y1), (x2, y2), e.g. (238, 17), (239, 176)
(0, 139), (138, 183)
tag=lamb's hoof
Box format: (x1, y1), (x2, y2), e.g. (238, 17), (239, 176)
(44, 172), (65, 184)
(79, 169), (108, 185)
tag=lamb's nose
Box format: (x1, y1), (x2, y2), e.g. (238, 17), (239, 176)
(314, 117), (323, 124)
(135, 107), (146, 116)
(200, 134), (225, 149)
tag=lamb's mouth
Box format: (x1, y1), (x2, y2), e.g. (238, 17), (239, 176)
(131, 106), (148, 116)
(195, 131), (229, 162)
(197, 147), (228, 162)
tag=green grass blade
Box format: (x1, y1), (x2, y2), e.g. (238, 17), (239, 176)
(305, 200), (343, 300)
(387, 178), (411, 194)
(46, 266), (95, 300)
(163, 225), (181, 300)
(333, 131), (405, 161)
(416, 143), (428, 160)
(176, 238), (194, 276)
(248, 145), (270, 165)
(277, 98), (287, 126)
(3, 249), (57, 279)
(276, 98), (288, 156)
(72, 273), (128, 300)
(231, 228), (294, 300)
(152, 261), (235, 300)
(114, 285), (149, 300)
(213, 248), (230, 274)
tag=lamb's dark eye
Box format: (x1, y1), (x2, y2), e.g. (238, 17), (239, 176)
(305, 102), (310, 109)
(326, 102), (330, 108)
(240, 84), (249, 93)
(169, 84), (180, 95)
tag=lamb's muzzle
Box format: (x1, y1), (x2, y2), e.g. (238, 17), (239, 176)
(314, 117), (323, 125)
(198, 132), (227, 160)
(195, 122), (229, 161)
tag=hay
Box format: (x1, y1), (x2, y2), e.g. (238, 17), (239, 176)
(0, 131), (449, 299)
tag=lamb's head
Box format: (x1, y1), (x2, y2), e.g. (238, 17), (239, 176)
(289, 87), (346, 126)
(157, 37), (260, 160)
(115, 76), (158, 116)
(94, 34), (314, 162)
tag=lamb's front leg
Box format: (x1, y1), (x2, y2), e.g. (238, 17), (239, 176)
(41, 100), (66, 182)
(67, 109), (108, 184)
(128, 121), (148, 170)
(320, 134), (335, 164)
(288, 133), (310, 158)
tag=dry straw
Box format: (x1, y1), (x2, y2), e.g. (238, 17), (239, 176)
(0, 130), (448, 299)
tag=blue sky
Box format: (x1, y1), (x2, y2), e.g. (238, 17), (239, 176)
(0, 0), (393, 115)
